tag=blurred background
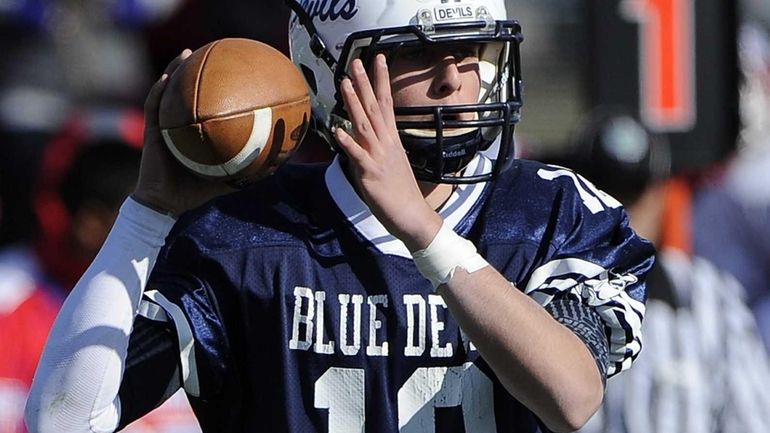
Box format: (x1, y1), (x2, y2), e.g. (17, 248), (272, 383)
(1, 0), (769, 432)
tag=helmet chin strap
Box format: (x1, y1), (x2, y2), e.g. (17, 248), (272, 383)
(399, 128), (486, 181)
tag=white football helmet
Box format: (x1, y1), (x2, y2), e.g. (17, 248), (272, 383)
(287, 0), (523, 183)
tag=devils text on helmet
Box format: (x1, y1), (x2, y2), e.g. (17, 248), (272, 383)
(298, 0), (358, 22)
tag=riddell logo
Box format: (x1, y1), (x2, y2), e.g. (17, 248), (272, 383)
(299, 0), (358, 21)
(444, 148), (467, 158)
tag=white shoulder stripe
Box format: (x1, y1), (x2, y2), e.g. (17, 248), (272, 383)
(137, 298), (170, 322)
(525, 257), (606, 293)
(525, 257), (645, 377)
(144, 290), (201, 397)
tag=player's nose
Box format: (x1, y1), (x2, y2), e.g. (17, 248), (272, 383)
(430, 57), (463, 98)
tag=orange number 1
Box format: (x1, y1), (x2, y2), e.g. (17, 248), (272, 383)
(620, 0), (696, 132)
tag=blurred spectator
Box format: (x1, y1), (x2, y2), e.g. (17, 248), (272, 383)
(0, 0), (187, 247)
(0, 108), (201, 433)
(0, 8), (68, 246)
(692, 23), (770, 351)
(0, 0), (185, 123)
(0, 229), (58, 433)
(554, 110), (770, 433)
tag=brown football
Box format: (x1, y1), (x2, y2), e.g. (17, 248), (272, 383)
(158, 38), (310, 188)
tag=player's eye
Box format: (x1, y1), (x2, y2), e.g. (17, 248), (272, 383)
(450, 43), (481, 62)
(400, 46), (429, 62)
(389, 46), (433, 70)
(388, 43), (481, 72)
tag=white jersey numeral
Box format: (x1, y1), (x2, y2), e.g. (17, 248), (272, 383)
(537, 167), (622, 214)
(398, 363), (496, 433)
(314, 367), (366, 433)
(314, 363), (495, 433)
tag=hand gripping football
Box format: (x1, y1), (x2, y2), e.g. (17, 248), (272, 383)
(159, 38), (310, 188)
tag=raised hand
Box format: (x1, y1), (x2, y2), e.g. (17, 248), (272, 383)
(334, 54), (443, 251)
(133, 49), (234, 216)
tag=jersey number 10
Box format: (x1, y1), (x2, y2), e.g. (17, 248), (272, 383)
(314, 363), (496, 433)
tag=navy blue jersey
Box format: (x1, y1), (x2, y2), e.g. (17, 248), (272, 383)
(131, 156), (654, 433)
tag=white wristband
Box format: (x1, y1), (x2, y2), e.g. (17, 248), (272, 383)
(412, 222), (489, 289)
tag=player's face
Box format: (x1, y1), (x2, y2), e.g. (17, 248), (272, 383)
(387, 42), (482, 119)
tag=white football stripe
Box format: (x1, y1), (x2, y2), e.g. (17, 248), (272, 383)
(221, 107), (272, 175)
(161, 107), (272, 177)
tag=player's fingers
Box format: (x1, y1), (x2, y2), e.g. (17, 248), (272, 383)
(340, 77), (378, 150)
(163, 48), (192, 78)
(144, 49), (191, 129)
(349, 59), (390, 141)
(334, 125), (370, 167)
(143, 73), (169, 129)
(373, 54), (397, 132)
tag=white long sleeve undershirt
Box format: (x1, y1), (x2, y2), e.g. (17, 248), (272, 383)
(25, 198), (176, 433)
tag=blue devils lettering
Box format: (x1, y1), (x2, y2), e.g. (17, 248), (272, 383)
(287, 288), (475, 358)
(299, 0), (358, 21)
(435, 6), (473, 21)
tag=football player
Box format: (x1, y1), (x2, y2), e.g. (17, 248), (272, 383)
(25, 1), (655, 432)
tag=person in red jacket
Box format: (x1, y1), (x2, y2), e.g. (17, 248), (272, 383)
(0, 108), (201, 433)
